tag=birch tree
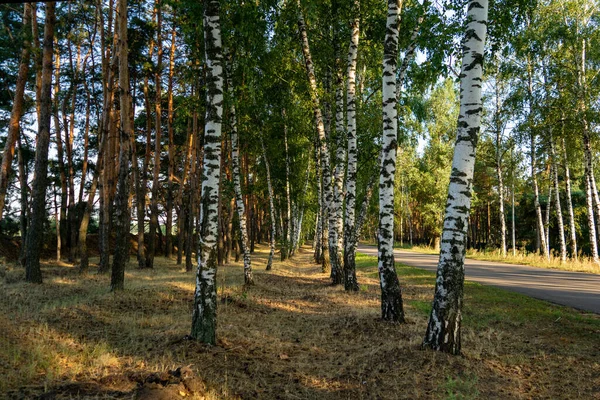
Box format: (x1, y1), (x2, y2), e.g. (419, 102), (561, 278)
(378, 0), (404, 322)
(343, 0), (360, 291)
(191, 0), (224, 345)
(423, 0), (489, 354)
(297, 0), (334, 277)
(261, 134), (276, 270)
(229, 70), (253, 285)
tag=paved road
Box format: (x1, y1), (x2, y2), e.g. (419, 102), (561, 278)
(357, 245), (600, 314)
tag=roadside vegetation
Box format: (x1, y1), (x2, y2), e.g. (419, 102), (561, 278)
(390, 243), (600, 274)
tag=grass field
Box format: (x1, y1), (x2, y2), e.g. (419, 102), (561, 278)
(1, 245), (599, 399)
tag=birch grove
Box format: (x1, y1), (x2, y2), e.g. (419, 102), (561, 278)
(0, 0), (599, 355)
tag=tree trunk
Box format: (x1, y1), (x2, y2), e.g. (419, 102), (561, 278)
(261, 134), (276, 271)
(562, 137), (577, 260)
(78, 153), (102, 273)
(313, 137), (323, 264)
(149, 0), (164, 268)
(329, 71), (345, 285)
(229, 85), (253, 285)
(494, 81), (507, 258)
(297, 1), (333, 277)
(191, 0), (223, 345)
(343, 0), (360, 291)
(186, 110), (198, 273)
(378, 0), (405, 322)
(423, 0), (488, 355)
(511, 145), (516, 256)
(111, 0), (132, 291)
(282, 112), (292, 260)
(165, 18), (176, 259)
(53, 49), (68, 259)
(18, 136), (28, 268)
(25, 2), (56, 284)
(549, 139), (567, 262)
(98, 0), (117, 274)
(583, 134), (599, 262)
(531, 130), (548, 259)
(292, 164), (311, 255)
(578, 39), (600, 262)
(545, 183), (552, 256)
(0, 4), (31, 221)
(177, 125), (194, 265)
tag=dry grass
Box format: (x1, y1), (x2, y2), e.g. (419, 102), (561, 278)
(464, 248), (600, 274)
(1, 245), (599, 399)
(388, 243), (600, 274)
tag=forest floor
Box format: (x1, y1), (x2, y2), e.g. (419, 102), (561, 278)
(1, 245), (599, 399)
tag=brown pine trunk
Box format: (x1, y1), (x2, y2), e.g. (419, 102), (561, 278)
(98, 0), (117, 274)
(17, 136), (28, 268)
(25, 2), (56, 284)
(149, 0), (164, 267)
(165, 17), (176, 258)
(111, 0), (133, 291)
(53, 47), (68, 259)
(0, 4), (32, 221)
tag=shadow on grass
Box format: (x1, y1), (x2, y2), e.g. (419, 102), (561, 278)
(2, 246), (600, 399)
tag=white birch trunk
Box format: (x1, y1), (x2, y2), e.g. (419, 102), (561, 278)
(229, 79), (253, 285)
(330, 77), (345, 285)
(191, 0), (224, 344)
(578, 39), (600, 261)
(378, 0), (405, 322)
(550, 139), (567, 262)
(545, 183), (552, 256)
(261, 135), (276, 270)
(562, 137), (577, 260)
(283, 115), (292, 260)
(313, 136), (323, 263)
(494, 81), (506, 258)
(343, 0), (360, 291)
(292, 163), (311, 255)
(297, 0), (332, 274)
(531, 133), (548, 259)
(423, 0), (488, 355)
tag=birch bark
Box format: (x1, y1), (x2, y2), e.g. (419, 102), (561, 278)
(378, 0), (405, 322)
(191, 0), (224, 344)
(343, 0), (360, 291)
(261, 135), (276, 270)
(297, 0), (332, 275)
(229, 76), (253, 285)
(423, 0), (488, 354)
(561, 137), (577, 260)
(549, 138), (567, 262)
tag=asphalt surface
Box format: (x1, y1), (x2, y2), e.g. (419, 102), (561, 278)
(357, 244), (600, 314)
